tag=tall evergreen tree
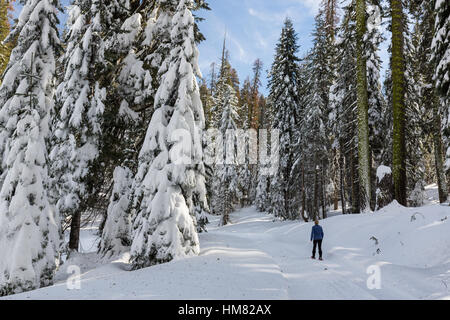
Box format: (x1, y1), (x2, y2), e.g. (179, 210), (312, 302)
(208, 40), (242, 218)
(356, 0), (371, 211)
(300, 6), (337, 218)
(268, 18), (301, 220)
(0, 0), (62, 295)
(130, 0), (174, 222)
(114, 0), (210, 234)
(300, 55), (330, 219)
(330, 0), (358, 214)
(432, 0), (450, 181)
(131, 0), (207, 269)
(254, 97), (273, 213)
(98, 1), (159, 250)
(409, 0), (448, 203)
(406, 21), (427, 203)
(366, 1), (387, 208)
(391, 0), (408, 205)
(214, 74), (240, 225)
(330, 0), (385, 213)
(50, 0), (113, 253)
(432, 0), (450, 105)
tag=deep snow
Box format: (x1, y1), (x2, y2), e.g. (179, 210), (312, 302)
(2, 188), (450, 300)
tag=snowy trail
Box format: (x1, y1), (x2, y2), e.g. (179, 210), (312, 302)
(3, 202), (450, 300)
(206, 208), (378, 299)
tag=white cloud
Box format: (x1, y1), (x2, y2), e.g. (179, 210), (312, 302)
(292, 0), (320, 15)
(228, 34), (250, 63)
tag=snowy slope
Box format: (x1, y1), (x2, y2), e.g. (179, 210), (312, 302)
(2, 199), (450, 300)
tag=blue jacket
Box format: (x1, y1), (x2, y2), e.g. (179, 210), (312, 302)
(311, 225), (324, 241)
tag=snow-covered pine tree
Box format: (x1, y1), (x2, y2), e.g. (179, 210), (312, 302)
(97, 1), (154, 247)
(0, 0), (62, 295)
(331, 0), (384, 213)
(382, 0), (437, 205)
(405, 11), (427, 202)
(254, 97), (273, 212)
(299, 8), (336, 219)
(366, 0), (387, 208)
(268, 18), (301, 220)
(402, 0), (448, 204)
(432, 0), (449, 106)
(246, 59), (263, 203)
(208, 41), (230, 213)
(329, 1), (357, 215)
(432, 0), (450, 178)
(355, 0), (371, 212)
(98, 166), (133, 259)
(417, 0), (448, 203)
(329, 0), (365, 214)
(49, 0), (109, 252)
(403, 14), (431, 205)
(130, 0), (181, 222)
(214, 68), (240, 226)
(130, 0), (207, 269)
(300, 63), (329, 220)
(104, 1), (210, 237)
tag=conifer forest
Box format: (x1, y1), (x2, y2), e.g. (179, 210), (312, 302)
(0, 0), (449, 301)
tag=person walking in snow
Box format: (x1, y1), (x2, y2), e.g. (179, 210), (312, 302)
(311, 219), (324, 260)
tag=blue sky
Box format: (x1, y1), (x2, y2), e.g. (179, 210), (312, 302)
(197, 0), (321, 94)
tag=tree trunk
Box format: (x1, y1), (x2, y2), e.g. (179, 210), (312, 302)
(285, 165), (290, 219)
(391, 0), (407, 206)
(333, 150), (339, 210)
(68, 211), (81, 252)
(313, 158), (319, 220)
(350, 149), (361, 213)
(221, 187), (230, 226)
(348, 153), (353, 212)
(356, 0), (371, 212)
(334, 189), (339, 210)
(370, 150), (377, 211)
(301, 165), (308, 222)
(339, 150), (346, 214)
(321, 162), (327, 219)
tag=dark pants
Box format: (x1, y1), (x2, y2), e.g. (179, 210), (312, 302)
(312, 240), (323, 258)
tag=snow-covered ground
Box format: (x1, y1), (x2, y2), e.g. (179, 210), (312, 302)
(2, 187), (450, 300)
